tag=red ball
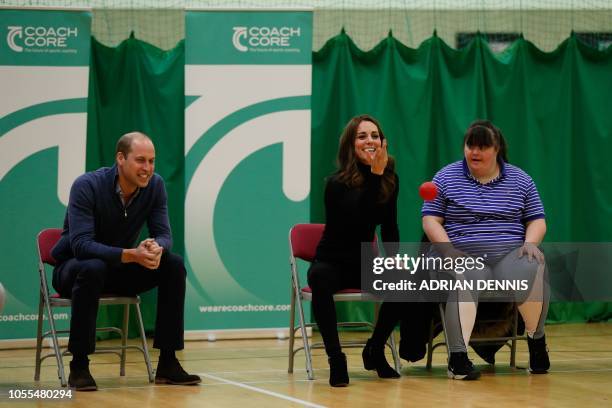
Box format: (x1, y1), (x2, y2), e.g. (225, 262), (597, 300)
(419, 181), (438, 201)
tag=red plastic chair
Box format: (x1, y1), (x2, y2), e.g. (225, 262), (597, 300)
(34, 228), (154, 386)
(287, 223), (400, 380)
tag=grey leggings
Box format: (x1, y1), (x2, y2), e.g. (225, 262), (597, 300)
(444, 248), (550, 353)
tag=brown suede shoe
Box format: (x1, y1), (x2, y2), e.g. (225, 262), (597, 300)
(68, 364), (98, 391)
(155, 358), (201, 385)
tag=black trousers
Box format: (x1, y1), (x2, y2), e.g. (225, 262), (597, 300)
(307, 260), (361, 357)
(52, 252), (186, 356)
(307, 260), (429, 358)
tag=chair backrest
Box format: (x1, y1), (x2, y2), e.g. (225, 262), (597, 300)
(289, 223), (325, 262)
(37, 228), (62, 266)
(289, 223), (379, 262)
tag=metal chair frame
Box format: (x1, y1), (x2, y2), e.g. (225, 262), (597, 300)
(34, 228), (154, 386)
(287, 223), (401, 380)
(426, 302), (526, 369)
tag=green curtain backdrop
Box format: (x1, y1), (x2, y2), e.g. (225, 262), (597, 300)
(86, 32), (612, 333)
(86, 36), (185, 332)
(312, 31), (612, 323)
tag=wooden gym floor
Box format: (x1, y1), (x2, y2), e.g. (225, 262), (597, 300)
(0, 322), (611, 407)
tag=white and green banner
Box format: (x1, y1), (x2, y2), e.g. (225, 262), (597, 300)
(184, 10), (312, 333)
(0, 8), (91, 341)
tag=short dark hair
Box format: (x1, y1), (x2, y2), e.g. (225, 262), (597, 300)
(463, 120), (509, 163)
(115, 131), (151, 158)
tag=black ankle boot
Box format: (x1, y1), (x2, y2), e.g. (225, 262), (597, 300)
(328, 353), (349, 387)
(362, 339), (400, 379)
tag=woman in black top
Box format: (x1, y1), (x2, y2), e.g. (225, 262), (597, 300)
(308, 114), (400, 387)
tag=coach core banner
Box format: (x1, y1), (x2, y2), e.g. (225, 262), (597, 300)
(0, 8), (91, 342)
(184, 10), (312, 334)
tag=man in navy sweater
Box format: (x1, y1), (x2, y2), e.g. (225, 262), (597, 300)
(52, 132), (200, 391)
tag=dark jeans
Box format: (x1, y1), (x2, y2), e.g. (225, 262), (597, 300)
(52, 252), (186, 356)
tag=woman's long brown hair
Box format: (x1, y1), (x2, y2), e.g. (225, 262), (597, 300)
(335, 114), (396, 203)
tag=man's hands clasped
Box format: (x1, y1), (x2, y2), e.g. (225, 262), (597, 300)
(122, 238), (163, 269)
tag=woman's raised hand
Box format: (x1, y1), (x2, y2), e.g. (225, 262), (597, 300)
(371, 139), (388, 175)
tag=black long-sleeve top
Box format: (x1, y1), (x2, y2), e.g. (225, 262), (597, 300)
(315, 163), (400, 267)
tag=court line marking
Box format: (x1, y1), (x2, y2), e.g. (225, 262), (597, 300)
(24, 356), (612, 382)
(9, 366), (612, 393)
(24, 356), (612, 385)
(201, 373), (326, 408)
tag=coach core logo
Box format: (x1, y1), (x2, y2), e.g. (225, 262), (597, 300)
(7, 26), (23, 52)
(232, 26), (248, 52)
(231, 25), (301, 53)
(5, 25), (79, 53)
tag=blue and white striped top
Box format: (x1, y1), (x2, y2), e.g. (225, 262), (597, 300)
(422, 159), (545, 260)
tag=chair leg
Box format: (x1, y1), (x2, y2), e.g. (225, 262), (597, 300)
(134, 302), (154, 383)
(426, 318), (435, 370)
(120, 304), (129, 377)
(288, 284), (296, 374)
(438, 303), (450, 360)
(295, 289), (313, 380)
(34, 292), (44, 381)
(44, 299), (67, 387)
(387, 328), (401, 373)
(510, 304), (519, 368)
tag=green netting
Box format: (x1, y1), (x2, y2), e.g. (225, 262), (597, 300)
(83, 31), (612, 330)
(2, 1), (612, 51)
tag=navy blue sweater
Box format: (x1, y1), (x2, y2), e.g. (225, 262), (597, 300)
(52, 165), (172, 265)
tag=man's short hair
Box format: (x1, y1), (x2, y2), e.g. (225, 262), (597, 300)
(115, 132), (151, 158)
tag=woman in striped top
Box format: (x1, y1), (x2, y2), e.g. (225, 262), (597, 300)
(422, 120), (550, 380)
